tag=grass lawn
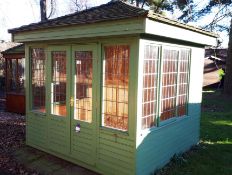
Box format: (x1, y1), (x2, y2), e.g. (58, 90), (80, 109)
(157, 90), (232, 175)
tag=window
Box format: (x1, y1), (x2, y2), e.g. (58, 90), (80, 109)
(6, 59), (17, 92)
(160, 49), (179, 121)
(142, 45), (159, 129)
(102, 45), (129, 131)
(31, 48), (46, 112)
(18, 58), (25, 92)
(74, 51), (93, 122)
(141, 44), (190, 129)
(177, 49), (190, 116)
(51, 51), (67, 116)
(6, 58), (25, 93)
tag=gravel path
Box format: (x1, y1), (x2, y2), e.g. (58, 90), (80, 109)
(0, 112), (39, 175)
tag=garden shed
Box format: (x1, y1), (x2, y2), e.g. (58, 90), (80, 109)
(2, 44), (25, 114)
(9, 1), (217, 175)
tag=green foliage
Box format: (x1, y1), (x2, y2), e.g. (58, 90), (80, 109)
(178, 0), (232, 32)
(123, 0), (179, 13)
(218, 68), (225, 80)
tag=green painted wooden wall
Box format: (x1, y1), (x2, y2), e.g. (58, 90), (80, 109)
(25, 37), (139, 175)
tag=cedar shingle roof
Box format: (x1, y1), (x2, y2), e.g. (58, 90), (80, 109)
(8, 0), (217, 37)
(8, 1), (148, 33)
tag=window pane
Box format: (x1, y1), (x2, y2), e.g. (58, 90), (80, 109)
(160, 48), (178, 121)
(6, 59), (17, 92)
(51, 51), (66, 116)
(102, 45), (129, 131)
(18, 58), (25, 93)
(31, 48), (46, 113)
(177, 49), (190, 116)
(74, 51), (93, 122)
(142, 44), (159, 129)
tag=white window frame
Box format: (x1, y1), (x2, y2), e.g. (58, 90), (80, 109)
(141, 41), (191, 130)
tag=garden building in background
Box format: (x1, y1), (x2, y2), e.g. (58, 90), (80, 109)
(2, 44), (25, 114)
(8, 1), (217, 175)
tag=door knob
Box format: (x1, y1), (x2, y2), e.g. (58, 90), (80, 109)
(70, 97), (74, 107)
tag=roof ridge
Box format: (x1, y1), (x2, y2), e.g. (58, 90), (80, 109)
(39, 1), (120, 24)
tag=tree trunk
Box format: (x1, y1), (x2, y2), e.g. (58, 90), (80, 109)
(224, 19), (232, 96)
(40, 0), (47, 21)
(136, 0), (139, 7)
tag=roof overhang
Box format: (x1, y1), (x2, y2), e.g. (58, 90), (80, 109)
(10, 17), (218, 47)
(8, 1), (217, 47)
(145, 18), (218, 47)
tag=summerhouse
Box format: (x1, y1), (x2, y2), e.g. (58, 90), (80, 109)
(9, 1), (217, 175)
(2, 44), (25, 114)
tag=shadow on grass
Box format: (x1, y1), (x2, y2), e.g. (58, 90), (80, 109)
(156, 90), (232, 175)
(201, 115), (232, 143)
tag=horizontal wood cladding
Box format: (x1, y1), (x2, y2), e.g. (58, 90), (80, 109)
(26, 115), (47, 148)
(13, 19), (144, 42)
(47, 117), (70, 155)
(97, 130), (135, 175)
(71, 125), (96, 165)
(136, 117), (199, 175)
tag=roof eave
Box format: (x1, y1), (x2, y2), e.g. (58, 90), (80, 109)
(147, 13), (218, 38)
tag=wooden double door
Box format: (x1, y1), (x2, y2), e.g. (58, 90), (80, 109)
(47, 44), (98, 165)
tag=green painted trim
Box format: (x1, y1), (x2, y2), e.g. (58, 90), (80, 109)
(70, 44), (98, 165)
(12, 19), (144, 42)
(100, 39), (138, 137)
(129, 39), (139, 138)
(25, 45), (30, 146)
(47, 45), (71, 154)
(27, 44), (48, 114)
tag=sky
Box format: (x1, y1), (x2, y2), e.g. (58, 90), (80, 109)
(0, 0), (110, 41)
(0, 0), (229, 47)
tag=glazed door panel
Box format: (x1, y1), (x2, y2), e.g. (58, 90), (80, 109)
(70, 45), (97, 165)
(47, 46), (71, 155)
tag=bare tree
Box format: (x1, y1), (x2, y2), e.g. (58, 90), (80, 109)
(47, 0), (56, 19)
(69, 0), (90, 12)
(40, 0), (56, 21)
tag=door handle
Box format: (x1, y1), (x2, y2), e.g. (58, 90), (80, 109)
(70, 97), (74, 107)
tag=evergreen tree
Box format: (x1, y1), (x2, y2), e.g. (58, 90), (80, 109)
(125, 0), (232, 95)
(177, 0), (232, 95)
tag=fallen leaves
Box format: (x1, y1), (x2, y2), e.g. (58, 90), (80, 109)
(0, 112), (39, 175)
